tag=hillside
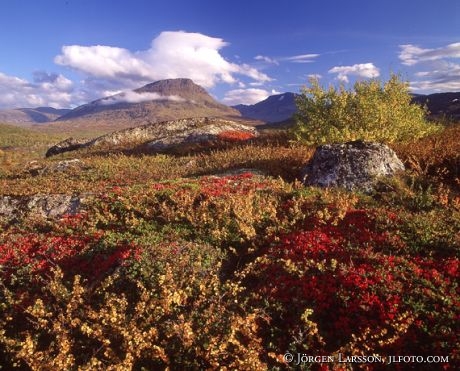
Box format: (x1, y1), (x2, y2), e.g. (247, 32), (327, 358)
(0, 121), (459, 369)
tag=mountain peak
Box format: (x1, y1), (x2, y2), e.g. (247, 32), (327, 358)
(135, 78), (210, 100)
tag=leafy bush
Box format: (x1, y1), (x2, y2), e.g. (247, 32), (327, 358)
(292, 74), (441, 145)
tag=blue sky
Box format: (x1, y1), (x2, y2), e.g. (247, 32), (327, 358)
(0, 0), (459, 108)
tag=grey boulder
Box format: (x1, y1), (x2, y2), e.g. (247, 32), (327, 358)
(302, 140), (405, 192)
(0, 194), (84, 222)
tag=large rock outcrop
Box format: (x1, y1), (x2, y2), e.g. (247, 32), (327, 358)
(302, 140), (405, 193)
(46, 117), (258, 157)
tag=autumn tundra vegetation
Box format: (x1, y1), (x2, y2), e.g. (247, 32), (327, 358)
(0, 76), (458, 369)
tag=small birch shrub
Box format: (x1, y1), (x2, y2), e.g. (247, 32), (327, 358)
(292, 75), (441, 145)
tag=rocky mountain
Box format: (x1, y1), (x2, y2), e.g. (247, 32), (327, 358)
(412, 92), (460, 119)
(0, 107), (70, 126)
(54, 79), (241, 131)
(233, 92), (298, 123)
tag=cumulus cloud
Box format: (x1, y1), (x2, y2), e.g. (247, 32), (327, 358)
(99, 91), (186, 105)
(399, 42), (460, 66)
(55, 31), (272, 93)
(0, 71), (75, 108)
(222, 88), (272, 105)
(328, 63), (380, 83)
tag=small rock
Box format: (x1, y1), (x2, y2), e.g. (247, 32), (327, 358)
(53, 159), (86, 172)
(24, 160), (46, 176)
(23, 159), (86, 177)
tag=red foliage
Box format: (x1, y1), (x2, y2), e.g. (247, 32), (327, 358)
(150, 172), (271, 199)
(216, 130), (256, 142)
(256, 209), (459, 357)
(0, 216), (140, 284)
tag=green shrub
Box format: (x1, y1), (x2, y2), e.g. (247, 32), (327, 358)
(292, 74), (441, 145)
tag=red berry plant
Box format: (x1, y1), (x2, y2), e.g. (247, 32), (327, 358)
(245, 209), (458, 367)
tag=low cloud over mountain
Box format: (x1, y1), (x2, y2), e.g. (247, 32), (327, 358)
(52, 78), (243, 132)
(98, 91), (186, 106)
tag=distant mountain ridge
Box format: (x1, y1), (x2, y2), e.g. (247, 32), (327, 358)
(0, 107), (71, 125)
(412, 92), (460, 119)
(233, 92), (298, 123)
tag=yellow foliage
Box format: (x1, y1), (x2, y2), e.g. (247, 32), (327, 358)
(292, 74), (441, 145)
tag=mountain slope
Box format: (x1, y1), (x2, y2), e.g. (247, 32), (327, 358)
(233, 92), (297, 123)
(54, 79), (241, 131)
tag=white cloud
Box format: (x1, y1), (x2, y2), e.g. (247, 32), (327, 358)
(0, 71), (75, 108)
(409, 61), (460, 92)
(222, 88), (271, 105)
(99, 91), (186, 105)
(328, 63), (380, 83)
(282, 54), (320, 63)
(253, 53), (320, 66)
(254, 55), (279, 65)
(55, 31), (272, 93)
(399, 42), (460, 66)
(55, 45), (152, 81)
(398, 42), (460, 92)
(307, 74), (322, 80)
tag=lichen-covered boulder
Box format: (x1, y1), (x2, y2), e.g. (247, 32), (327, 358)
(0, 194), (84, 222)
(302, 140), (405, 193)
